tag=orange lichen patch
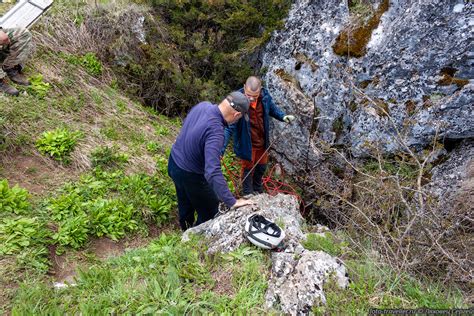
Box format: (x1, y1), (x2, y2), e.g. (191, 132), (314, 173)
(405, 100), (416, 116)
(293, 52), (319, 72)
(359, 79), (372, 88)
(333, 0), (390, 57)
(373, 98), (390, 117)
(274, 68), (303, 92)
(422, 95), (432, 109)
(437, 68), (469, 88)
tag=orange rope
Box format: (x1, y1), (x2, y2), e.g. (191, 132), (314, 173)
(222, 158), (306, 215)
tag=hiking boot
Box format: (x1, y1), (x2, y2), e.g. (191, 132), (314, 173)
(4, 65), (30, 86)
(0, 78), (19, 96)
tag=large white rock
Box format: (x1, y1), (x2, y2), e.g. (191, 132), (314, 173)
(182, 193), (348, 314)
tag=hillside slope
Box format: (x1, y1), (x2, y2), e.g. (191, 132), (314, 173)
(0, 0), (470, 314)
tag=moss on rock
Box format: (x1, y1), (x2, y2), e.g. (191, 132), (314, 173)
(333, 0), (389, 57)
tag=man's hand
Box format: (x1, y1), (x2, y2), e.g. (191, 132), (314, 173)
(232, 198), (255, 209)
(283, 115), (295, 123)
(0, 31), (10, 46)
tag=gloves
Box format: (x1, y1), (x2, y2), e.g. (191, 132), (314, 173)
(283, 115), (295, 123)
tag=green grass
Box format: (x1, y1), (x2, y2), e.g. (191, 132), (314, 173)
(303, 232), (347, 256)
(11, 235), (271, 314)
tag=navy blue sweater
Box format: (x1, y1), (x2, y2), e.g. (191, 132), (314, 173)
(170, 102), (236, 207)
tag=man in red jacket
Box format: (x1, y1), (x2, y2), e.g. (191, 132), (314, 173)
(222, 76), (295, 196)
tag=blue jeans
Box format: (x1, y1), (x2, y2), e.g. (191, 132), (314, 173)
(168, 155), (219, 231)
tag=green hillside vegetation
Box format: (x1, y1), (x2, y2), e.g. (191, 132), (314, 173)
(0, 0), (469, 314)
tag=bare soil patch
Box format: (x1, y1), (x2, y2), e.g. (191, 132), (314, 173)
(0, 150), (80, 197)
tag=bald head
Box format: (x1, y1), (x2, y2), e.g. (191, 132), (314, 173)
(244, 76), (262, 94)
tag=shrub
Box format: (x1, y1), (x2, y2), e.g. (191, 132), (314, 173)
(111, 1), (291, 115)
(0, 217), (48, 255)
(27, 74), (51, 99)
(90, 145), (129, 169)
(88, 198), (138, 240)
(0, 179), (31, 215)
(63, 52), (103, 77)
(36, 128), (82, 163)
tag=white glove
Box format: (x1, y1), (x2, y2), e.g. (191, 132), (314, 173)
(283, 115), (295, 123)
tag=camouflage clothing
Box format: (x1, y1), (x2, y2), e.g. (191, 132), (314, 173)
(0, 27), (32, 78)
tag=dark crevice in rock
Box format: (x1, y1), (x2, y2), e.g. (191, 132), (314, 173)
(443, 137), (468, 152)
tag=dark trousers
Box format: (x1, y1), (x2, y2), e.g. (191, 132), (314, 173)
(168, 155), (219, 231)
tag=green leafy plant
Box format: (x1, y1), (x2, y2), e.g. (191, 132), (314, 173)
(0, 179), (31, 215)
(221, 151), (239, 193)
(0, 217), (46, 255)
(27, 74), (51, 99)
(146, 141), (162, 154)
(36, 128), (82, 163)
(63, 52), (103, 77)
(52, 212), (90, 252)
(154, 125), (170, 136)
(155, 155), (168, 175)
(88, 198), (138, 240)
(90, 145), (129, 169)
(44, 167), (176, 251)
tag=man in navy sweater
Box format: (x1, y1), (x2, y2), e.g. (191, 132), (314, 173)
(168, 91), (254, 231)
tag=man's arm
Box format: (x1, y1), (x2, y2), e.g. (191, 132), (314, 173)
(204, 128), (237, 208)
(265, 89), (285, 121)
(221, 123), (236, 157)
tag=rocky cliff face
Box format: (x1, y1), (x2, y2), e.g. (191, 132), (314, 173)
(262, 0), (472, 164)
(261, 0), (473, 215)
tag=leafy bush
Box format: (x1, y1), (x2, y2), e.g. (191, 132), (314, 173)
(45, 167), (176, 251)
(88, 198), (138, 240)
(0, 179), (31, 215)
(90, 145), (129, 169)
(36, 128), (82, 163)
(52, 212), (90, 251)
(111, 0), (291, 115)
(27, 74), (51, 99)
(0, 217), (47, 255)
(63, 52), (103, 77)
